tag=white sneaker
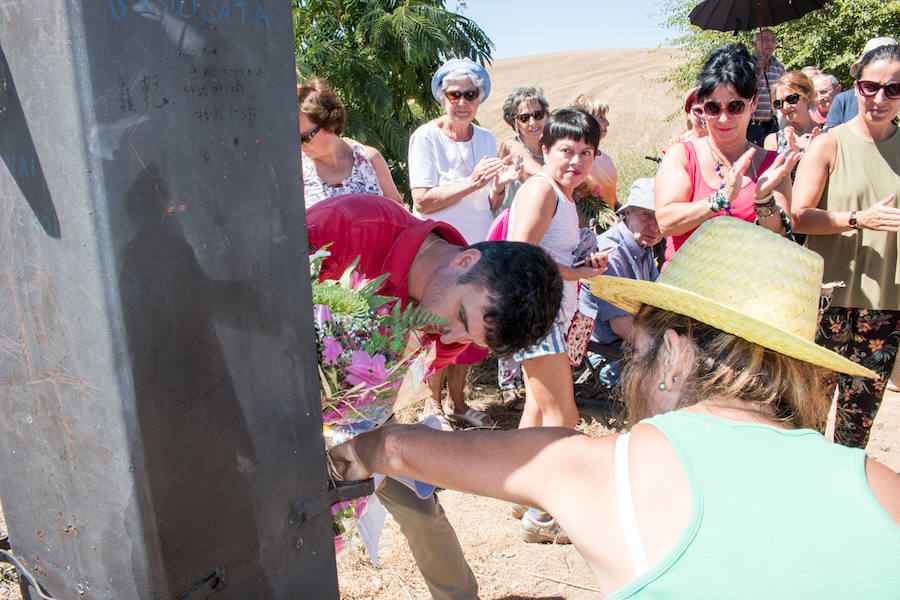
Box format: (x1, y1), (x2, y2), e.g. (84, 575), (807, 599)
(520, 512), (571, 544)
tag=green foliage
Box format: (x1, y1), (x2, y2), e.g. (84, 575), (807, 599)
(312, 282), (370, 317)
(382, 301), (448, 354)
(658, 0), (900, 88)
(293, 0), (494, 202)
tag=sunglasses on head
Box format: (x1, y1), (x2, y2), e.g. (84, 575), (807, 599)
(772, 93), (801, 109)
(516, 109), (546, 123)
(702, 99), (747, 116)
(445, 89), (479, 102)
(300, 125), (321, 144)
(857, 80), (900, 99)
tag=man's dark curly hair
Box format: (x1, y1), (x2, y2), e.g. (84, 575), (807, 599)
(457, 241), (563, 357)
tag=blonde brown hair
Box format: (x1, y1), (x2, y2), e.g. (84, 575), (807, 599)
(570, 93), (609, 120)
(621, 306), (827, 431)
(772, 71), (815, 106)
(297, 76), (347, 135)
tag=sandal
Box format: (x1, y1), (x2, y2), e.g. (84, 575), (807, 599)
(501, 389), (525, 412)
(449, 407), (494, 428)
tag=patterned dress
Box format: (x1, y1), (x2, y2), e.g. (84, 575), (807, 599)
(302, 139), (383, 208)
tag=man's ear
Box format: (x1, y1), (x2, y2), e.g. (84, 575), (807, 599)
(449, 248), (483, 269)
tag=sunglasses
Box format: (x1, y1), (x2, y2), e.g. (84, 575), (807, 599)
(772, 93), (801, 109)
(516, 109), (546, 123)
(857, 80), (900, 99)
(702, 99), (748, 116)
(690, 106), (704, 116)
(300, 125), (321, 144)
(445, 89), (479, 102)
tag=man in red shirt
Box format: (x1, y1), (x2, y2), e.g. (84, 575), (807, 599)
(306, 193), (562, 600)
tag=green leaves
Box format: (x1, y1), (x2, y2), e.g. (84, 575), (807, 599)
(293, 0), (494, 203)
(658, 0), (900, 89)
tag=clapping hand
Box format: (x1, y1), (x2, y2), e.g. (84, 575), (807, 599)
(495, 155), (523, 188)
(754, 151), (801, 199)
(470, 156), (506, 189)
(858, 194), (900, 231)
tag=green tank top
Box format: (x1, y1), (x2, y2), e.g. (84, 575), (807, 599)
(608, 411), (900, 599)
(805, 124), (900, 310)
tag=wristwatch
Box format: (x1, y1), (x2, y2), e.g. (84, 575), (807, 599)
(849, 211), (860, 229)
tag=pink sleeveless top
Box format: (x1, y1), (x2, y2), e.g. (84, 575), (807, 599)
(664, 141), (777, 264)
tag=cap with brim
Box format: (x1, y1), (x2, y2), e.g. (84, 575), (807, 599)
(585, 217), (876, 378)
(850, 37), (897, 77)
(431, 58), (491, 104)
(618, 178), (656, 213)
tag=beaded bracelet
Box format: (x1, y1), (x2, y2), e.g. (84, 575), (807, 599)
(753, 194), (778, 219)
(708, 189), (731, 213)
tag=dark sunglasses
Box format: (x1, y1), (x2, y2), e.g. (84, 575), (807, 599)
(300, 125), (321, 144)
(702, 99), (747, 116)
(690, 106), (704, 116)
(772, 93), (801, 109)
(445, 89), (479, 102)
(516, 109), (546, 123)
(857, 80), (900, 99)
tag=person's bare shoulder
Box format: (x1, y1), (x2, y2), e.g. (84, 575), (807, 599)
(865, 457), (900, 527)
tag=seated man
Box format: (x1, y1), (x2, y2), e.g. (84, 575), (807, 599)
(307, 193), (562, 600)
(578, 178), (661, 387)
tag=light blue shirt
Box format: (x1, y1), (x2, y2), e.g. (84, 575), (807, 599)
(578, 220), (659, 345)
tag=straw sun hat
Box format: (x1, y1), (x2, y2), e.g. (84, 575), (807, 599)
(586, 217), (875, 378)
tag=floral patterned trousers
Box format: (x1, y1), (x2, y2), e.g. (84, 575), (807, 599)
(816, 306), (900, 448)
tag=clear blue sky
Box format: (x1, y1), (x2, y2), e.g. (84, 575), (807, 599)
(457, 0), (676, 59)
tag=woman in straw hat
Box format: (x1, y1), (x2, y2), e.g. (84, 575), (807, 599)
(329, 217), (900, 598)
(792, 44), (900, 449)
(655, 44), (799, 268)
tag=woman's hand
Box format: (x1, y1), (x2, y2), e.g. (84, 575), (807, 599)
(721, 148), (757, 203)
(494, 155), (523, 189)
(469, 156), (505, 189)
(753, 151), (801, 199)
(570, 249), (611, 279)
(784, 126), (821, 154)
(858, 194), (900, 231)
(328, 439), (372, 482)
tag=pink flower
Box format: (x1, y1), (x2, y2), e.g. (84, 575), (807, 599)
(350, 271), (371, 291)
(314, 304), (333, 327)
(322, 337), (343, 364)
(344, 351), (390, 387)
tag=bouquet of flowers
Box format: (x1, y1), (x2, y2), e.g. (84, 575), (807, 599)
(310, 248), (446, 554)
(573, 181), (619, 233)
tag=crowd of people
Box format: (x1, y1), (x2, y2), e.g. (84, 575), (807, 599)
(305, 33), (900, 600)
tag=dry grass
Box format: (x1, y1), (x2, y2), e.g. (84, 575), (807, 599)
(476, 48), (688, 200)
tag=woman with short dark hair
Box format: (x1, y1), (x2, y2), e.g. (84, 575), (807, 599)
(505, 108), (609, 543)
(655, 44), (798, 266)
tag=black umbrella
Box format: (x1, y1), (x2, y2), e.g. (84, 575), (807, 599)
(689, 0), (828, 32)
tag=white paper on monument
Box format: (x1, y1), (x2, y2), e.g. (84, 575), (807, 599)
(354, 415), (442, 566)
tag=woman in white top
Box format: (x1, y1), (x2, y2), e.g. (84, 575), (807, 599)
(408, 58), (520, 427)
(507, 108), (609, 543)
(298, 77), (402, 207)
